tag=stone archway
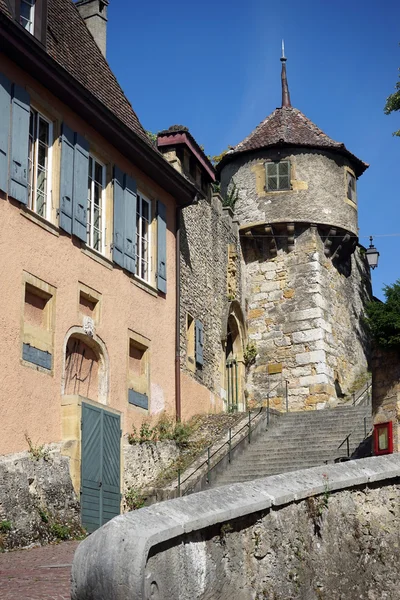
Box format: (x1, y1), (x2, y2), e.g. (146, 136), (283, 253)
(221, 301), (246, 412)
(61, 327), (109, 405)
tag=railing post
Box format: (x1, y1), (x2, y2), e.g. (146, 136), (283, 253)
(346, 435), (350, 458)
(248, 411), (251, 443)
(207, 446), (211, 484)
(352, 392), (355, 405)
(177, 469), (181, 497)
(228, 428), (232, 463)
(285, 380), (289, 413)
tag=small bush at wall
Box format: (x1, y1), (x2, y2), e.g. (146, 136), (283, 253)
(25, 434), (49, 461)
(125, 487), (146, 511)
(128, 413), (194, 447)
(0, 520), (12, 533)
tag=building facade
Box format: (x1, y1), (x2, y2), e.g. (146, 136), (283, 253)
(219, 54), (372, 410)
(0, 0), (197, 530)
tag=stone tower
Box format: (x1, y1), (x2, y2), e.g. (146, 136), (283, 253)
(219, 49), (372, 410)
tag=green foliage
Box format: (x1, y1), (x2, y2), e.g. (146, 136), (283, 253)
(0, 520), (12, 533)
(365, 280), (400, 347)
(211, 149), (228, 165)
(146, 130), (158, 144)
(128, 413), (193, 447)
(50, 523), (71, 541)
(38, 507), (50, 523)
(244, 342), (257, 367)
(222, 182), (240, 209)
(25, 434), (49, 461)
(125, 487), (146, 511)
(384, 53), (400, 136)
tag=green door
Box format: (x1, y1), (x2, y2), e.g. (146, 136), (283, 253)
(81, 403), (121, 533)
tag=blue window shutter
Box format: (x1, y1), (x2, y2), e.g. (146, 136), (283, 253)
(112, 166), (125, 268)
(123, 174), (137, 274)
(59, 123), (74, 234)
(195, 320), (204, 367)
(9, 84), (30, 204)
(73, 133), (89, 242)
(0, 73), (11, 194)
(157, 200), (167, 293)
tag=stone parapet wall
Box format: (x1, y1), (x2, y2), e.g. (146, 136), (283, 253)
(180, 193), (245, 404)
(244, 227), (370, 409)
(72, 455), (400, 600)
(372, 346), (400, 452)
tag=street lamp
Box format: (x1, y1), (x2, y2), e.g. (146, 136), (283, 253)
(366, 236), (379, 270)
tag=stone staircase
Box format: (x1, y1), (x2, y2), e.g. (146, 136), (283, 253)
(212, 400), (372, 487)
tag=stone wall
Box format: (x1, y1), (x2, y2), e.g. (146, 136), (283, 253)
(123, 440), (180, 498)
(180, 192), (245, 409)
(244, 226), (371, 409)
(220, 147), (359, 235)
(372, 345), (400, 452)
(71, 455), (400, 600)
(0, 445), (81, 550)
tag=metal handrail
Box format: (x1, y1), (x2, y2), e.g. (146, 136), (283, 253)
(337, 382), (372, 459)
(176, 381), (283, 496)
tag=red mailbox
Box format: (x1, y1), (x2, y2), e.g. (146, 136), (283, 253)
(373, 421), (393, 455)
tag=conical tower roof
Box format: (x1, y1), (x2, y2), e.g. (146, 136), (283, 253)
(218, 47), (368, 177)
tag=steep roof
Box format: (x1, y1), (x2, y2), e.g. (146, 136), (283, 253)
(219, 106), (368, 177)
(0, 0), (149, 145)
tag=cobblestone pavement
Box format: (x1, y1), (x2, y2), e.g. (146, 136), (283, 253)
(0, 541), (80, 599)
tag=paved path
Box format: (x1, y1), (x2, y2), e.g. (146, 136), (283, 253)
(0, 541), (79, 599)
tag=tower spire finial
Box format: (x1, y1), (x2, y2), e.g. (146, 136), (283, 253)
(280, 40), (291, 108)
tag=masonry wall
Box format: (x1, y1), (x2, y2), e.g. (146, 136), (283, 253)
(220, 147), (359, 235)
(180, 193), (245, 414)
(372, 345), (400, 452)
(244, 227), (371, 409)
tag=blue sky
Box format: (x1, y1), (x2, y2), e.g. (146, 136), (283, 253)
(107, 0), (400, 300)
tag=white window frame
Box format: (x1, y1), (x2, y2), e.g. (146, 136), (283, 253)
(20, 0), (35, 33)
(28, 108), (53, 222)
(136, 192), (152, 284)
(87, 155), (106, 255)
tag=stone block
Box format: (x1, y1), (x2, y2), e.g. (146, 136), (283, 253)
(299, 374), (329, 387)
(295, 350), (326, 365)
(275, 337), (291, 347)
(260, 281), (281, 293)
(309, 383), (336, 396)
(290, 366), (312, 377)
(283, 288), (295, 298)
(289, 307), (323, 322)
(292, 329), (324, 344)
(248, 308), (264, 319)
(268, 363), (282, 375)
(266, 290), (283, 301)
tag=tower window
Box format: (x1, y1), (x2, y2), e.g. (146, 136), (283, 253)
(346, 170), (357, 204)
(20, 0), (35, 33)
(265, 160), (291, 191)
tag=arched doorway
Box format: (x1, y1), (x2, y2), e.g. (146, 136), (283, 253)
(61, 328), (120, 532)
(221, 301), (246, 412)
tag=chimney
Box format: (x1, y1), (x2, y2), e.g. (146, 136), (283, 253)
(76, 0), (109, 57)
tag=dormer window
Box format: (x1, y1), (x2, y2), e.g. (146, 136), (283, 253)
(346, 170), (357, 204)
(20, 0), (35, 33)
(265, 160), (291, 191)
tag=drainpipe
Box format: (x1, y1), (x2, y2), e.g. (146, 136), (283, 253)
(175, 196), (199, 422)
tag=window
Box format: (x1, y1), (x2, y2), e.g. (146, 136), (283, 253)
(28, 109), (52, 219)
(186, 314), (195, 372)
(265, 160), (290, 191)
(20, 0), (35, 33)
(136, 193), (151, 282)
(87, 156), (105, 253)
(128, 332), (150, 410)
(22, 273), (56, 373)
(346, 170), (357, 204)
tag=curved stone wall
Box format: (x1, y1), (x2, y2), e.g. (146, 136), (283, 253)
(220, 147), (359, 235)
(71, 455), (400, 600)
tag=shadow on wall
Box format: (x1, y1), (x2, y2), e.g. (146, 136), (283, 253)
(64, 336), (99, 401)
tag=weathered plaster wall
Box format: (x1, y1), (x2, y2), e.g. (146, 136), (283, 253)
(180, 371), (223, 421)
(71, 455), (400, 600)
(180, 193), (245, 411)
(0, 53), (179, 455)
(0, 445), (81, 550)
(220, 147), (358, 235)
(372, 345), (400, 452)
(123, 440), (180, 495)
